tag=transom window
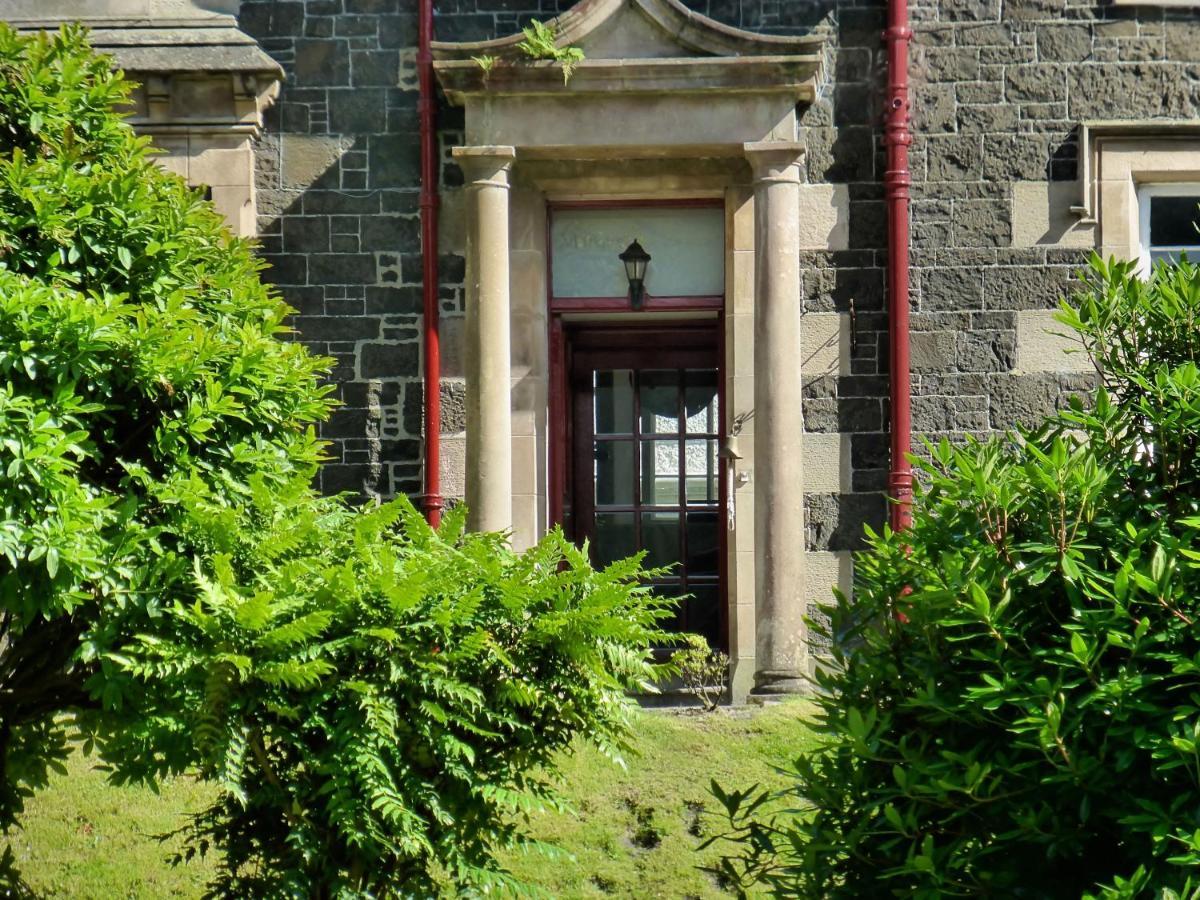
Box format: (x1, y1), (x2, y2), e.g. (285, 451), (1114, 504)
(549, 204), (725, 301)
(1138, 184), (1200, 274)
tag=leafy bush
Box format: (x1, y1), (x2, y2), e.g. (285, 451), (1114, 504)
(0, 22), (332, 836)
(707, 256), (1200, 898)
(0, 25), (674, 897)
(114, 478), (671, 896)
(674, 634), (729, 712)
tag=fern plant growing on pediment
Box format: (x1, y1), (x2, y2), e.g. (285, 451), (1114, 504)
(517, 19), (585, 84)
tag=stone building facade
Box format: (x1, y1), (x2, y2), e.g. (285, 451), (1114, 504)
(13, 0), (1200, 699)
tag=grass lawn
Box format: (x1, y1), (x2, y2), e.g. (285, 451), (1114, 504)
(4, 702), (814, 898)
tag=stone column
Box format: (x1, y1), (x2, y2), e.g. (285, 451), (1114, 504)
(744, 141), (807, 695)
(454, 145), (516, 534)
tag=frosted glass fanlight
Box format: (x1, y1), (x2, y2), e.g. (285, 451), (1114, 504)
(551, 206), (724, 299)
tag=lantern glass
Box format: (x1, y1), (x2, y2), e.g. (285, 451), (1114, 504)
(620, 240), (650, 284)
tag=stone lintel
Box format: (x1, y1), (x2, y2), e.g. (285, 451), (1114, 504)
(465, 95), (799, 155)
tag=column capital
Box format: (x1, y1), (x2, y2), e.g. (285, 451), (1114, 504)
(453, 145), (516, 187)
(743, 141), (805, 183)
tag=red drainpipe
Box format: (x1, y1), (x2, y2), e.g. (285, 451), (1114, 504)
(884, 0), (913, 532)
(418, 0), (442, 527)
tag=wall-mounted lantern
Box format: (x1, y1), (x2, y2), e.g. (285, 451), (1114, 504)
(619, 239), (651, 310)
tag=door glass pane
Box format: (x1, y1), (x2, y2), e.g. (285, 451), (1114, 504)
(550, 206), (725, 299)
(654, 583), (687, 635)
(641, 511), (681, 570)
(684, 439), (718, 504)
(684, 370), (718, 435)
(594, 440), (634, 506)
(640, 370), (679, 435)
(641, 440), (680, 506)
(683, 582), (721, 648)
(686, 510), (720, 576)
(594, 512), (636, 567)
(594, 369), (633, 435)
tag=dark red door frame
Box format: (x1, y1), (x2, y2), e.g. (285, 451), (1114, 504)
(549, 314), (724, 529)
(544, 198), (730, 648)
(545, 197), (728, 525)
(555, 321), (728, 649)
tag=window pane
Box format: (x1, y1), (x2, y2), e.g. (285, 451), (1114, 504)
(684, 439), (719, 504)
(550, 206), (725, 298)
(683, 582), (721, 648)
(684, 369), (719, 435)
(641, 511), (681, 570)
(686, 510), (720, 576)
(640, 370), (679, 435)
(594, 512), (636, 567)
(594, 369), (633, 435)
(1150, 195), (1200, 246)
(653, 583), (687, 636)
(594, 440), (634, 506)
(641, 440), (680, 506)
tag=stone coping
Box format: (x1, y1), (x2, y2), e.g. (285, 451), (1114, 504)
(11, 16), (282, 77)
(434, 55), (822, 104)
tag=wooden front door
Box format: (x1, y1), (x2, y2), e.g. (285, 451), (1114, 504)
(565, 325), (725, 648)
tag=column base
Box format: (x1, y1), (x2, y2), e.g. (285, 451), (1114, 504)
(751, 669), (808, 698)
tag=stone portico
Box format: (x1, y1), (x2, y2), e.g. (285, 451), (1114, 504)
(433, 0), (840, 699)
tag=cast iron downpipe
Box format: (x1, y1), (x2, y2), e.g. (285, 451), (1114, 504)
(884, 0), (914, 532)
(418, 0), (442, 526)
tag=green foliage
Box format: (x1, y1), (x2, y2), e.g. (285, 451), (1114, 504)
(674, 634), (729, 712)
(517, 19), (585, 84)
(0, 20), (332, 843)
(110, 480), (673, 896)
(707, 256), (1200, 898)
(471, 54), (498, 79)
(0, 26), (674, 897)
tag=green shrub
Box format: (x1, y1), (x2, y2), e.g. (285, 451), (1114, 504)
(0, 25), (674, 897)
(0, 22), (333, 838)
(674, 633), (729, 712)
(706, 256), (1200, 898)
(113, 480), (671, 896)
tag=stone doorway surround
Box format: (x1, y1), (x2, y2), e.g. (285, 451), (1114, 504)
(432, 0), (829, 701)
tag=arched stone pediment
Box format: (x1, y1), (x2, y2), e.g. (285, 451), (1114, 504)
(433, 0), (824, 63)
(432, 0), (825, 155)
(433, 0), (824, 106)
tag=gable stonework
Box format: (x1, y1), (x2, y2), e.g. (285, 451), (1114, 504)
(235, 0), (1200, 535)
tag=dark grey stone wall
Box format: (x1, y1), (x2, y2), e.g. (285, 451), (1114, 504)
(237, 0), (1200, 546)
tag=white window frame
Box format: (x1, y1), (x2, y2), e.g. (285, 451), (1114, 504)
(1137, 182), (1200, 276)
